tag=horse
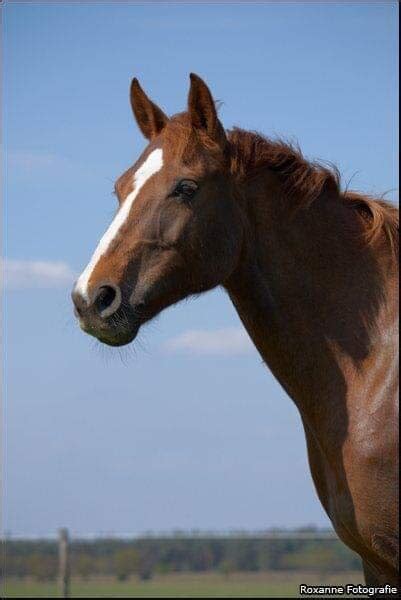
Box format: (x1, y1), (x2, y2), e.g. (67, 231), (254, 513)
(72, 73), (399, 586)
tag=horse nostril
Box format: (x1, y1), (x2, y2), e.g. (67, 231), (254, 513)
(94, 285), (120, 317)
(94, 286), (116, 313)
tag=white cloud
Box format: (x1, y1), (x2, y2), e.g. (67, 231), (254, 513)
(8, 152), (72, 172)
(164, 327), (254, 356)
(8, 151), (101, 182)
(2, 258), (76, 290)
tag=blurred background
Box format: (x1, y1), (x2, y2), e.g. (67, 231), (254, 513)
(2, 1), (398, 597)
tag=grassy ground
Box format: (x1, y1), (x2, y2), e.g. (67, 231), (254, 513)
(4, 570), (364, 598)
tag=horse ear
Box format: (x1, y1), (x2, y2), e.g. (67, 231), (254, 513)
(188, 73), (226, 146)
(130, 78), (169, 140)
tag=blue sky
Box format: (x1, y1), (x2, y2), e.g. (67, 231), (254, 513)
(3, 2), (398, 536)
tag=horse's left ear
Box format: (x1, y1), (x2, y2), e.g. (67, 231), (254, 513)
(130, 78), (169, 140)
(188, 73), (227, 147)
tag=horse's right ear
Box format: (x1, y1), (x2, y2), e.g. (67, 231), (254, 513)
(130, 78), (169, 140)
(188, 73), (226, 147)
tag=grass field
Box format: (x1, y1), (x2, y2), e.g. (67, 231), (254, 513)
(4, 570), (364, 598)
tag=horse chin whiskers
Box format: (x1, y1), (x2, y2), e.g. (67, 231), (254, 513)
(91, 337), (132, 366)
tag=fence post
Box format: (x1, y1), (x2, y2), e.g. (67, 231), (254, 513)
(58, 528), (70, 598)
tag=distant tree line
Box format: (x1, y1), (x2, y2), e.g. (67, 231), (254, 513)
(2, 531), (361, 581)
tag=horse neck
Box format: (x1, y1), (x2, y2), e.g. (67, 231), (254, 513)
(225, 174), (397, 443)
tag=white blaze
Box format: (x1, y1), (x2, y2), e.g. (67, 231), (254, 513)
(75, 148), (163, 300)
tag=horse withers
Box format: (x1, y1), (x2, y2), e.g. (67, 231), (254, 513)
(72, 74), (399, 587)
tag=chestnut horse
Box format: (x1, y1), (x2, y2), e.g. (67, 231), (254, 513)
(72, 74), (399, 586)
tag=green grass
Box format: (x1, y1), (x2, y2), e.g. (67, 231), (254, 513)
(4, 571), (364, 598)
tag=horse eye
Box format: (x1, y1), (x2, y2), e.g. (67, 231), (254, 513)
(172, 179), (198, 202)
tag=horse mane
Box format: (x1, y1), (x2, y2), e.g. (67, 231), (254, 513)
(227, 127), (399, 254)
